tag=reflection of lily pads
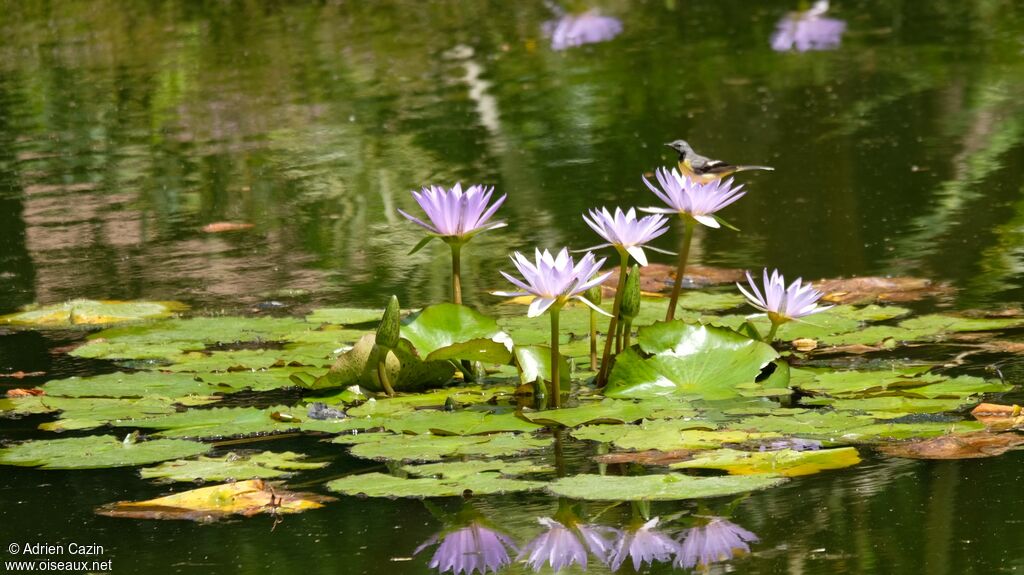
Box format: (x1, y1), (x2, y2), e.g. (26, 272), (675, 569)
(0, 436), (209, 469)
(546, 473), (786, 501)
(670, 447), (861, 476)
(96, 479), (332, 520)
(140, 451), (329, 482)
(401, 459), (551, 479)
(1, 300), (185, 328)
(605, 322), (779, 400)
(326, 471), (544, 498)
(401, 304), (512, 364)
(340, 433), (551, 462)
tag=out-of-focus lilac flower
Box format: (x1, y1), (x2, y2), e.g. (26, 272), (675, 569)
(494, 248), (611, 317)
(758, 437), (823, 452)
(415, 521), (518, 575)
(771, 0), (846, 52)
(544, 9), (623, 51)
(583, 207), (671, 266)
(737, 268), (831, 324)
(676, 517), (759, 569)
(398, 183), (506, 242)
(642, 167), (746, 229)
(576, 523), (622, 565)
(519, 518), (622, 571)
(608, 517), (679, 571)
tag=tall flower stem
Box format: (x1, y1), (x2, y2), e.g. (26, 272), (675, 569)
(597, 250), (629, 387)
(665, 218), (694, 321)
(589, 308), (598, 371)
(450, 243), (463, 304)
(623, 318), (633, 349)
(766, 321), (781, 343)
(550, 306), (562, 408)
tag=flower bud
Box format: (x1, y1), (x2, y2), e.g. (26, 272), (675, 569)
(620, 265), (641, 320)
(375, 295), (401, 351)
(583, 285), (602, 307)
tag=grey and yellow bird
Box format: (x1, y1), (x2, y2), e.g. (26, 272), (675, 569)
(665, 140), (774, 183)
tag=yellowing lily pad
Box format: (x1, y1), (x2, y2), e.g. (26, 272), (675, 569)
(546, 473), (787, 501)
(0, 435), (210, 469)
(1, 300), (186, 328)
(326, 471), (545, 498)
(95, 479), (333, 520)
(669, 447), (861, 476)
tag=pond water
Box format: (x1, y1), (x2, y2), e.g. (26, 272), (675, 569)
(1, 1), (1023, 574)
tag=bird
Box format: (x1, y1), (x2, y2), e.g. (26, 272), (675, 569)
(665, 140), (774, 183)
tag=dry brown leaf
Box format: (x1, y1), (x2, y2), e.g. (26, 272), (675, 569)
(202, 222), (255, 233)
(593, 449), (695, 466)
(814, 276), (954, 304)
(96, 479), (334, 521)
(793, 338), (818, 352)
(5, 388), (45, 397)
(877, 431), (1024, 460)
(970, 403), (1024, 430)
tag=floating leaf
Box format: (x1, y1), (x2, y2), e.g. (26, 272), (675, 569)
(401, 459), (551, 479)
(734, 412), (875, 437)
(572, 419), (776, 452)
(669, 447), (861, 477)
(401, 304), (513, 364)
(339, 433), (551, 462)
(326, 471), (544, 498)
(96, 479), (332, 520)
(546, 473), (786, 501)
(836, 421), (985, 443)
(305, 307), (388, 325)
(112, 405), (305, 439)
(802, 396), (972, 417)
(345, 386), (514, 417)
(519, 399), (653, 427)
(513, 345), (571, 387)
(41, 372), (219, 399)
(592, 450), (695, 466)
(1, 300), (185, 328)
(877, 431), (1024, 459)
(0, 436), (209, 469)
(140, 451), (329, 482)
(604, 322), (779, 400)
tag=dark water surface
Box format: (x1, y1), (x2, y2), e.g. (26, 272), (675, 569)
(1, 1), (1023, 573)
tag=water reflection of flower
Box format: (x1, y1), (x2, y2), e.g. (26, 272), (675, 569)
(771, 0), (846, 52)
(608, 517), (680, 571)
(415, 521), (518, 575)
(519, 517), (621, 571)
(544, 9), (623, 51)
(676, 517), (760, 569)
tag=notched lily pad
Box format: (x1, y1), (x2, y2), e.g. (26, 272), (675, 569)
(0, 435), (210, 469)
(140, 451), (329, 482)
(326, 471), (545, 498)
(401, 304), (513, 364)
(96, 479), (333, 520)
(546, 473), (786, 501)
(669, 447), (861, 476)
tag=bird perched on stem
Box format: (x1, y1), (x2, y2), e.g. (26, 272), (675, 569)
(665, 140), (773, 183)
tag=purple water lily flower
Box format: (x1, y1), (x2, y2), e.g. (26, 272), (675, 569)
(737, 268), (832, 324)
(583, 207), (671, 266)
(676, 517), (759, 569)
(494, 248), (611, 318)
(519, 518), (621, 571)
(608, 517), (679, 571)
(415, 521), (518, 575)
(544, 10), (623, 51)
(399, 183), (506, 240)
(771, 0), (846, 52)
(641, 167), (746, 229)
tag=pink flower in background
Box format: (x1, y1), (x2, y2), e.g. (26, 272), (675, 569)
(544, 10), (623, 51)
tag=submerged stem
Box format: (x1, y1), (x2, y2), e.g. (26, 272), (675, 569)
(550, 307), (561, 409)
(597, 252), (629, 387)
(666, 218), (695, 321)
(450, 243), (463, 305)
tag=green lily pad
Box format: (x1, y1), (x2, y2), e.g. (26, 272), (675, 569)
(112, 405), (305, 439)
(734, 412), (875, 437)
(316, 334), (455, 392)
(340, 433), (551, 462)
(711, 311), (861, 342)
(546, 473), (786, 501)
(306, 307), (387, 325)
(604, 322), (779, 400)
(836, 420), (986, 443)
(401, 304), (513, 364)
(828, 305), (912, 322)
(140, 451), (329, 482)
(401, 459), (551, 479)
(669, 447), (862, 476)
(1, 395), (203, 432)
(41, 372), (219, 399)
(571, 419), (778, 452)
(674, 292), (745, 311)
(897, 314), (1024, 333)
(794, 368), (942, 396)
(345, 386), (515, 417)
(0, 435), (209, 469)
(520, 399), (655, 427)
(326, 471), (545, 498)
(0, 300), (186, 328)
(513, 345), (571, 388)
(802, 396), (972, 416)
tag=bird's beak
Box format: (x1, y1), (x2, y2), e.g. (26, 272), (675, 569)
(663, 142), (675, 148)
